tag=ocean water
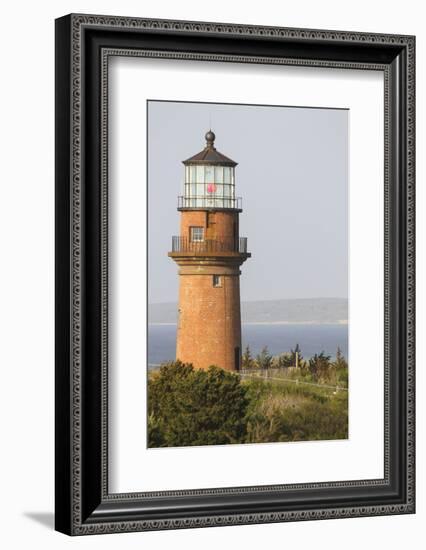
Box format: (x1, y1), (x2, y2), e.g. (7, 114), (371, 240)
(148, 323), (348, 368)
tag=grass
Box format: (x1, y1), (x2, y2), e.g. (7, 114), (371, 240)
(243, 376), (348, 443)
(147, 363), (348, 447)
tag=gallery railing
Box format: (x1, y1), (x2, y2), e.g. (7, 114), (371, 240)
(177, 196), (242, 209)
(171, 236), (248, 254)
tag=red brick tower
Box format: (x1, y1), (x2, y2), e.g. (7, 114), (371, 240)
(168, 131), (250, 371)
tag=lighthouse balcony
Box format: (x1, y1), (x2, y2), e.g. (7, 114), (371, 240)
(171, 236), (248, 255)
(177, 195), (242, 211)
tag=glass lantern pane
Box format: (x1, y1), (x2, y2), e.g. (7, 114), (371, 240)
(196, 183), (204, 196)
(188, 166), (194, 183)
(205, 166), (214, 182)
(206, 182), (216, 194)
(223, 167), (231, 183)
(196, 165), (204, 183)
(215, 166), (223, 183)
(223, 184), (232, 198)
(214, 184), (223, 197)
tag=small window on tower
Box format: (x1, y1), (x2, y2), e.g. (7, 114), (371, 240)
(190, 226), (204, 242)
(213, 275), (222, 288)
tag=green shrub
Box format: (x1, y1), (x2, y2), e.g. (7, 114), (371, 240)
(148, 361), (249, 447)
(308, 352), (332, 382)
(148, 361), (349, 448)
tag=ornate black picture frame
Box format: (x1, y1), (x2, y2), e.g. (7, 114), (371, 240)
(55, 13), (415, 535)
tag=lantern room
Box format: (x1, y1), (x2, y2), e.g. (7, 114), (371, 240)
(179, 130), (241, 210)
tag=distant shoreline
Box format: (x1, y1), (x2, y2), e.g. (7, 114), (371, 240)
(149, 298), (348, 325)
(149, 320), (348, 326)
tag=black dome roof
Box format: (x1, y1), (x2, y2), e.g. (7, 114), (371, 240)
(183, 130), (237, 167)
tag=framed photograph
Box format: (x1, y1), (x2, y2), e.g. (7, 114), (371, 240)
(55, 14), (415, 535)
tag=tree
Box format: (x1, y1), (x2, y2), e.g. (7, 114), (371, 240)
(334, 346), (348, 387)
(273, 353), (293, 369)
(334, 346), (348, 369)
(290, 343), (304, 368)
(148, 361), (249, 447)
(242, 344), (255, 370)
(273, 344), (304, 369)
(308, 352), (332, 382)
(256, 346), (273, 370)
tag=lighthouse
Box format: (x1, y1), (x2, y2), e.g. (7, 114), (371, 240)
(168, 130), (250, 371)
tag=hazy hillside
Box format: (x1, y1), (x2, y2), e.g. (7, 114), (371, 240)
(149, 298), (348, 324)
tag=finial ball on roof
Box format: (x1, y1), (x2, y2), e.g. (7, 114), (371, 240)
(205, 130), (216, 145)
